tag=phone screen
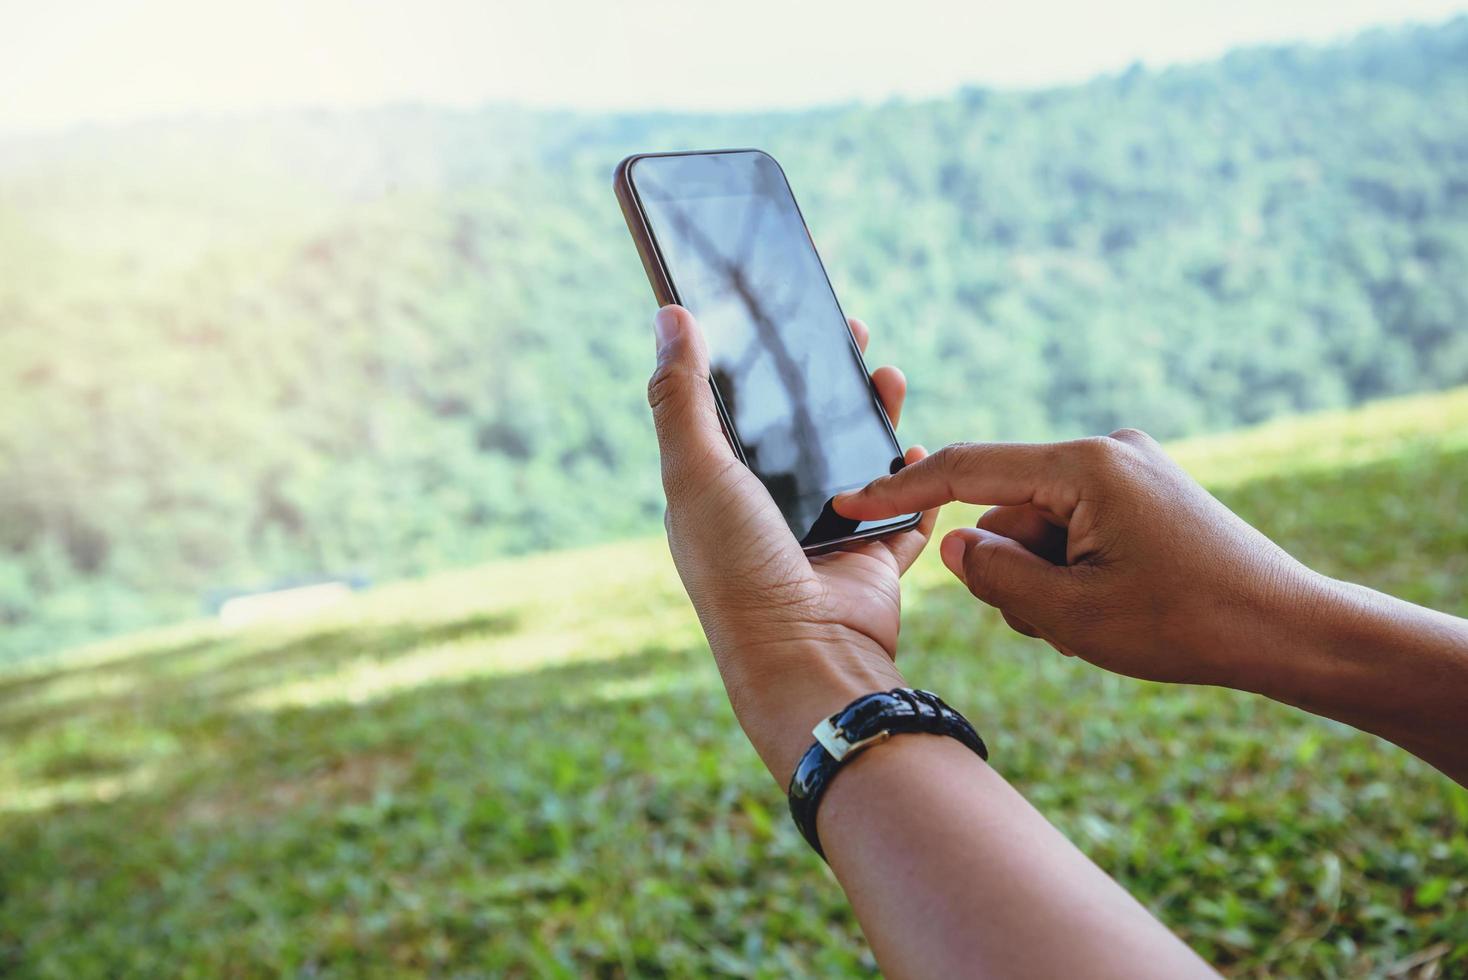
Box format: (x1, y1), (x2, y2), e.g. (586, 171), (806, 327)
(628, 150), (917, 546)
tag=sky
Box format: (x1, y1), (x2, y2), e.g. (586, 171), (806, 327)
(3, 0), (1467, 133)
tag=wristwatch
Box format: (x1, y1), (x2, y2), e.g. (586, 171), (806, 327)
(786, 688), (988, 859)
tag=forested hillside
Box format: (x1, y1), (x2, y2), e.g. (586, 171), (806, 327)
(3, 18), (1467, 661)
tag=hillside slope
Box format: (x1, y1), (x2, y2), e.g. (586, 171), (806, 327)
(1, 389), (1465, 976)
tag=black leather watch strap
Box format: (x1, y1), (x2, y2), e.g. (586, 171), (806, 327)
(786, 688), (988, 859)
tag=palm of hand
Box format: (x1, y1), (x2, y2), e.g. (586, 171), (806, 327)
(810, 540), (915, 657)
(681, 458), (926, 700)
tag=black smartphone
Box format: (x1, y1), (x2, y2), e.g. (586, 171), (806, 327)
(614, 148), (921, 552)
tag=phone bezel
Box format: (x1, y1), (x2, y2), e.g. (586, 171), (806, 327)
(613, 148), (922, 554)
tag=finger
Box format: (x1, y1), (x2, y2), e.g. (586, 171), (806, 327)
(871, 365), (907, 428)
(834, 442), (1074, 521)
(848, 316), (870, 353)
(1001, 610), (1043, 639)
(881, 445), (939, 574)
(972, 507), (1072, 640)
(647, 306), (733, 501)
(977, 504), (1068, 566)
(939, 526), (1079, 626)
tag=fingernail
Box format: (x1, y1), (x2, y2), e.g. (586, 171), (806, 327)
(940, 531), (970, 575)
(654, 307), (682, 352)
(941, 528), (993, 575)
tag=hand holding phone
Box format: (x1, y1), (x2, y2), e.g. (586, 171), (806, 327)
(643, 302), (937, 783)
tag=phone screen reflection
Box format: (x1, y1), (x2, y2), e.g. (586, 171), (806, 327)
(633, 151), (912, 544)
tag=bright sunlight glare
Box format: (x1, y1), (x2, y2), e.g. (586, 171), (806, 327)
(4, 0), (1468, 133)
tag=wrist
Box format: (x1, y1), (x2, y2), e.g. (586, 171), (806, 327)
(1227, 568), (1395, 709)
(713, 634), (906, 785)
(1188, 559), (1334, 693)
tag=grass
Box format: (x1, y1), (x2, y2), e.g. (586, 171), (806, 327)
(2, 389), (1467, 977)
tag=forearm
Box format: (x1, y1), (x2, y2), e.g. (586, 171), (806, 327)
(720, 635), (1213, 978)
(1246, 573), (1468, 784)
(817, 735), (1216, 979)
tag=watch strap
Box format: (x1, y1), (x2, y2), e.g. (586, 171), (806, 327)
(786, 688), (988, 859)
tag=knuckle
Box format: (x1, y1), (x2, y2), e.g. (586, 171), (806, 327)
(1074, 435), (1129, 470)
(1080, 434), (1120, 458)
(646, 361), (692, 415)
(1107, 427), (1155, 448)
(933, 442), (974, 477)
(942, 441), (978, 462)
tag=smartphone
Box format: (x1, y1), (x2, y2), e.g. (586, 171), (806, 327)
(614, 148), (921, 552)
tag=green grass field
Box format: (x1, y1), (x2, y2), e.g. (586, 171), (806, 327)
(2, 390), (1467, 978)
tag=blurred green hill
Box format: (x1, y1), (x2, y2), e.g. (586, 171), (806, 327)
(0, 386), (1465, 976)
(3, 17), (1468, 661)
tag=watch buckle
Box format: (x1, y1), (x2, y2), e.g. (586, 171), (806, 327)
(813, 717), (891, 762)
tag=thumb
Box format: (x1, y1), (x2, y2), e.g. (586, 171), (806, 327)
(939, 527), (1077, 627)
(647, 305), (732, 494)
